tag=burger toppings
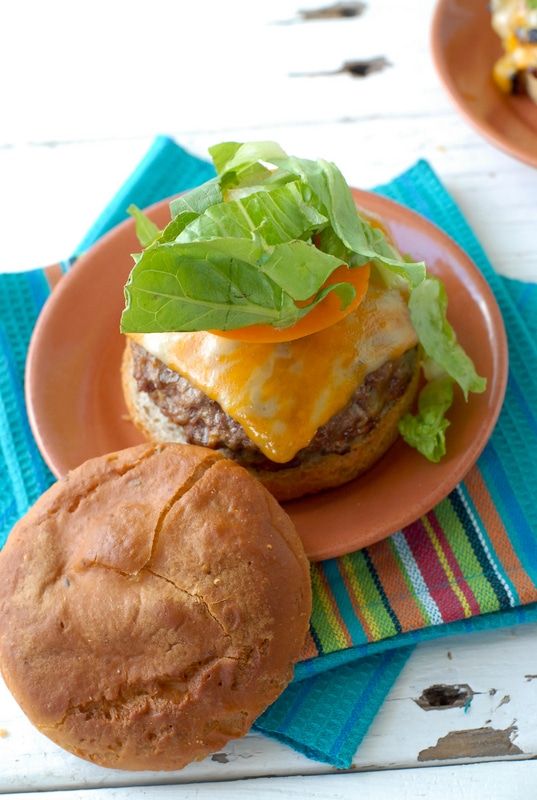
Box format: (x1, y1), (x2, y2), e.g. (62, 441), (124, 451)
(121, 141), (486, 463)
(491, 0), (537, 98)
(128, 281), (419, 463)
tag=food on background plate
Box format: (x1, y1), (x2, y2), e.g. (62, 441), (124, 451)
(0, 443), (312, 771)
(490, 0), (537, 102)
(120, 141), (486, 502)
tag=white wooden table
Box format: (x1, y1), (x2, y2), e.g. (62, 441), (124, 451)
(1, 1), (537, 796)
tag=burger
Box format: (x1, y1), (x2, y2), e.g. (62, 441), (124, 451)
(120, 141), (485, 502)
(490, 0), (537, 103)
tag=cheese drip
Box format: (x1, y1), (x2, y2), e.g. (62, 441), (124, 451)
(129, 285), (418, 463)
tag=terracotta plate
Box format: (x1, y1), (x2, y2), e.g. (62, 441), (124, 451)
(26, 191), (508, 561)
(431, 0), (537, 168)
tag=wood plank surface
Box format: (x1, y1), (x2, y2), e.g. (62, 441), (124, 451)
(0, 0), (536, 797)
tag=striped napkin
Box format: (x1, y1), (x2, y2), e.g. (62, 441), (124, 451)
(2, 136), (537, 771)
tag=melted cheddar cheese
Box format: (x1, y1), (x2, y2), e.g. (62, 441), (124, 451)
(129, 284), (418, 464)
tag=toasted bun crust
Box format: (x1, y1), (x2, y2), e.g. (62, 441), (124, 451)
(121, 342), (421, 502)
(0, 443), (311, 771)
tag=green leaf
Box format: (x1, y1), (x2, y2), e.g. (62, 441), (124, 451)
(398, 374), (454, 462)
(127, 204), (161, 247)
(210, 140), (288, 176)
(168, 177), (222, 221)
(120, 238), (338, 334)
(269, 155), (427, 284)
(259, 240), (351, 301)
(208, 141), (243, 174)
(210, 141), (289, 196)
(408, 277), (487, 398)
(177, 181), (328, 247)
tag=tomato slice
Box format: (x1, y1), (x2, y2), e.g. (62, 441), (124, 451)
(213, 262), (370, 343)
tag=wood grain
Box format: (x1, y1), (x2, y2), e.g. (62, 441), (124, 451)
(0, 0), (536, 795)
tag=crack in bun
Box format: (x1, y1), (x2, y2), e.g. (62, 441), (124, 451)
(0, 443), (312, 771)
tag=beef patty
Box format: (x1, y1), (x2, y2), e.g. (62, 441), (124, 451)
(128, 340), (419, 472)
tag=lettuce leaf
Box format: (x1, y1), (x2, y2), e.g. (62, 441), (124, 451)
(121, 142), (425, 336)
(408, 277), (487, 399)
(122, 237), (352, 332)
(398, 373), (454, 462)
(176, 181), (328, 247)
(127, 204), (160, 248)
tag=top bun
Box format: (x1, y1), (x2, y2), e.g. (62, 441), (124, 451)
(0, 443), (312, 772)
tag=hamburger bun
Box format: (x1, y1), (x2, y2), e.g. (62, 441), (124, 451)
(0, 443), (312, 771)
(120, 336), (421, 503)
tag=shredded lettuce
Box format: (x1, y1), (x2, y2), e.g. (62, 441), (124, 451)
(120, 140), (487, 462)
(408, 277), (486, 399)
(121, 140), (425, 336)
(127, 204), (161, 247)
(398, 373), (454, 463)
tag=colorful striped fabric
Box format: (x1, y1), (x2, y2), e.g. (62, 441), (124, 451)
(305, 469), (537, 660)
(2, 137), (537, 770)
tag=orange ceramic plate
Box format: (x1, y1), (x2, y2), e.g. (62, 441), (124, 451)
(431, 0), (537, 168)
(26, 191), (507, 562)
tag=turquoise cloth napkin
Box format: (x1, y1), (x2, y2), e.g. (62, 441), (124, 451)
(1, 135), (537, 770)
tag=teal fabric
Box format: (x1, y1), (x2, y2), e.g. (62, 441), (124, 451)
(0, 271), (56, 544)
(256, 645), (414, 768)
(1, 136), (536, 770)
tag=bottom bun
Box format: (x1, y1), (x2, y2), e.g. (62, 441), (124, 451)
(121, 341), (421, 502)
(0, 443), (312, 771)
